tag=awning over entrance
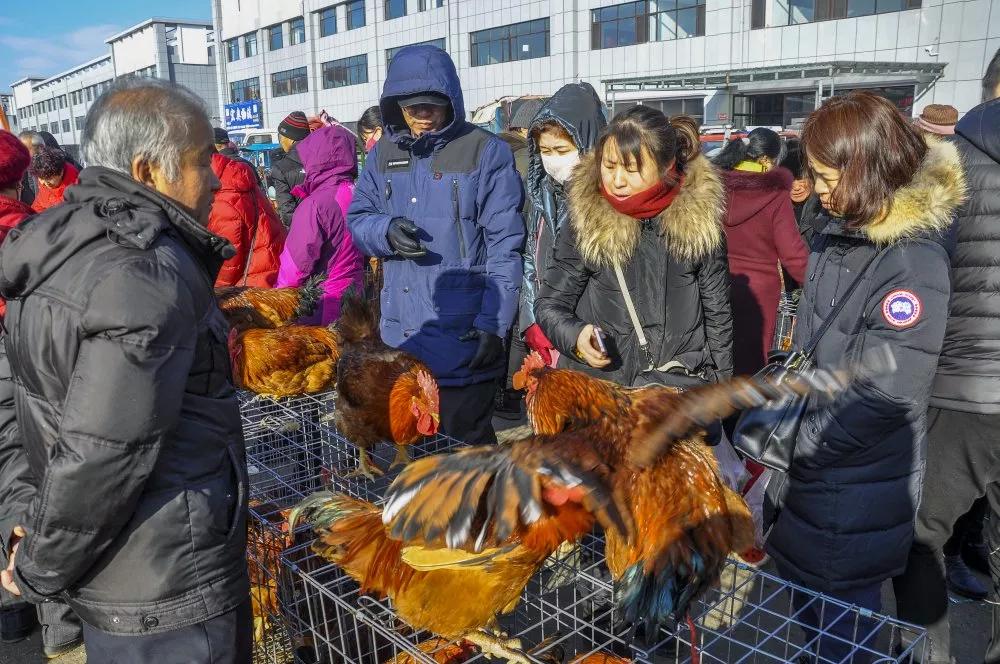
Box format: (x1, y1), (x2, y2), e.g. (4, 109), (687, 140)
(603, 61), (946, 95)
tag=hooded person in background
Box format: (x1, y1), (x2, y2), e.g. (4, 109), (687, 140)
(0, 78), (250, 663)
(271, 111), (311, 228)
(276, 124), (364, 324)
(348, 45), (525, 444)
(213, 127), (263, 188)
(518, 83), (606, 369)
(713, 127), (809, 375)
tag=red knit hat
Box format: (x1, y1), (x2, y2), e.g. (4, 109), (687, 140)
(0, 130), (30, 190)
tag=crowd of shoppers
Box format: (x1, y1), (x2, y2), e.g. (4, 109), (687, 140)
(0, 39), (997, 663)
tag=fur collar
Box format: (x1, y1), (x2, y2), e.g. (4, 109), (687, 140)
(864, 136), (966, 245)
(567, 152), (725, 267)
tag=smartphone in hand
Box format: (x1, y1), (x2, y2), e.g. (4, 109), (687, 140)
(592, 327), (608, 357)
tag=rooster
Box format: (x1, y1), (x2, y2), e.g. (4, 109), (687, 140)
(229, 324), (340, 397)
(216, 273), (323, 331)
(384, 638), (478, 664)
(247, 501), (293, 643)
(331, 292), (440, 479)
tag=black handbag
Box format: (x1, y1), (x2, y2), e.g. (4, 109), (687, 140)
(732, 247), (886, 473)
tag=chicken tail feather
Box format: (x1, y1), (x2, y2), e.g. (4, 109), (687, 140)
(336, 288), (379, 345)
(294, 273), (326, 321)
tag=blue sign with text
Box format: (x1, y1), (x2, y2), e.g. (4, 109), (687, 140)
(224, 100), (262, 129)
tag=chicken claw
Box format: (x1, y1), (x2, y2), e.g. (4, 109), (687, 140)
(389, 445), (412, 470)
(464, 630), (528, 664)
(344, 449), (384, 480)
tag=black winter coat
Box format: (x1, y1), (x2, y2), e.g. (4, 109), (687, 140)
(0, 168), (249, 634)
(931, 99), (1000, 413)
(519, 83), (607, 334)
(767, 138), (965, 591)
(271, 144), (306, 228)
(534, 152), (733, 386)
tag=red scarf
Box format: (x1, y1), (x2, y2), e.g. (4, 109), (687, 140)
(601, 172), (685, 220)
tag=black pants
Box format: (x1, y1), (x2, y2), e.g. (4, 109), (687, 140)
(892, 407), (1000, 664)
(82, 601), (251, 664)
(439, 379), (498, 445)
(943, 496), (986, 556)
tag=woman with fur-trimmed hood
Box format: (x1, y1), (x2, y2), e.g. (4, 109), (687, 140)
(534, 106), (733, 387)
(766, 92), (965, 663)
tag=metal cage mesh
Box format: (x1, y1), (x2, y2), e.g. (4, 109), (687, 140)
(239, 391), (928, 664)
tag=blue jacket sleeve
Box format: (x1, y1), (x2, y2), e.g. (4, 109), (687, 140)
(798, 240), (951, 470)
(347, 146), (395, 258)
(473, 140), (525, 337)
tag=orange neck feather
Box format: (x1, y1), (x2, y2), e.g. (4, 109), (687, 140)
(388, 372), (423, 444)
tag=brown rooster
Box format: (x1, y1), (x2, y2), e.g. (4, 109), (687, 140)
(384, 637), (478, 664)
(216, 273), (324, 331)
(332, 292), (440, 479)
(229, 324), (340, 397)
(247, 501), (293, 643)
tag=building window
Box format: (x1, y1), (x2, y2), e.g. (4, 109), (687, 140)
(385, 0), (406, 20)
(229, 77), (261, 103)
(322, 54), (368, 88)
(50, 122), (59, 134)
(62, 119), (70, 133)
(386, 38), (445, 64)
(58, 95), (67, 109)
(271, 67), (308, 97)
(226, 38), (240, 62)
(649, 0), (706, 41)
(268, 24), (283, 50)
(470, 18), (549, 67)
(243, 32), (259, 57)
(289, 17), (306, 45)
(788, 0), (919, 23)
(418, 0), (445, 9)
(591, 1), (648, 49)
(75, 115), (84, 130)
(591, 1), (704, 49)
(751, 0), (766, 28)
(319, 7), (337, 36)
(347, 0), (366, 29)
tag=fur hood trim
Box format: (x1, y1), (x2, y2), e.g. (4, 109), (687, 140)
(567, 152), (726, 267)
(864, 136), (967, 245)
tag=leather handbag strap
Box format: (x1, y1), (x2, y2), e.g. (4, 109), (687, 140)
(613, 262), (682, 373)
(802, 246), (887, 359)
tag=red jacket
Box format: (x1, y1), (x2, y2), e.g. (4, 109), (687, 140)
(31, 162), (79, 213)
(721, 166), (809, 375)
(208, 153), (287, 287)
(0, 194), (35, 318)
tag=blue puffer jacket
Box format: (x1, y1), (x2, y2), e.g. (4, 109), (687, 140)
(348, 45), (525, 387)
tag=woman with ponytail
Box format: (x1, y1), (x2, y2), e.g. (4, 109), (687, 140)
(714, 127), (809, 375)
(534, 107), (732, 387)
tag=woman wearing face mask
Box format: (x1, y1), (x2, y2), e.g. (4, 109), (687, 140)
(358, 105), (383, 153)
(534, 106), (732, 387)
(713, 127), (809, 375)
(518, 83), (607, 367)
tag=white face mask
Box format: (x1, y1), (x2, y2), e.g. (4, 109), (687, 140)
(541, 151), (581, 184)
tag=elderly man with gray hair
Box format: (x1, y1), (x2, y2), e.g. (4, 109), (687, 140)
(0, 78), (251, 661)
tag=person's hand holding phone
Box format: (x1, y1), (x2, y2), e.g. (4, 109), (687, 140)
(576, 324), (611, 368)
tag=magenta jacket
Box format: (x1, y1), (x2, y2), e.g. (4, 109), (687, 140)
(276, 124), (364, 324)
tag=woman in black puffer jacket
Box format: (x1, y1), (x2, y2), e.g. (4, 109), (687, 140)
(534, 106), (732, 387)
(767, 92), (965, 663)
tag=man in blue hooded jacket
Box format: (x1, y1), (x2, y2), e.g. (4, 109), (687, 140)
(348, 45), (524, 444)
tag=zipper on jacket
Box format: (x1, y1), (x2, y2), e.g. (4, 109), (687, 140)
(452, 177), (466, 259)
(385, 178), (393, 201)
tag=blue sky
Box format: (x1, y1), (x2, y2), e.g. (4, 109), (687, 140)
(0, 0), (212, 89)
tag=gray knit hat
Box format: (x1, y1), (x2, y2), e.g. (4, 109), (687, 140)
(508, 98), (544, 131)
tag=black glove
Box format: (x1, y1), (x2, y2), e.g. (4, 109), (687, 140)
(387, 218), (427, 259)
(460, 329), (504, 371)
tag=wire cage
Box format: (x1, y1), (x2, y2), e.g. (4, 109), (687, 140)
(280, 528), (927, 664)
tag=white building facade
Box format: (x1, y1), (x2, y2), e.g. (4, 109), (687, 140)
(9, 18), (219, 148)
(211, 0), (998, 131)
